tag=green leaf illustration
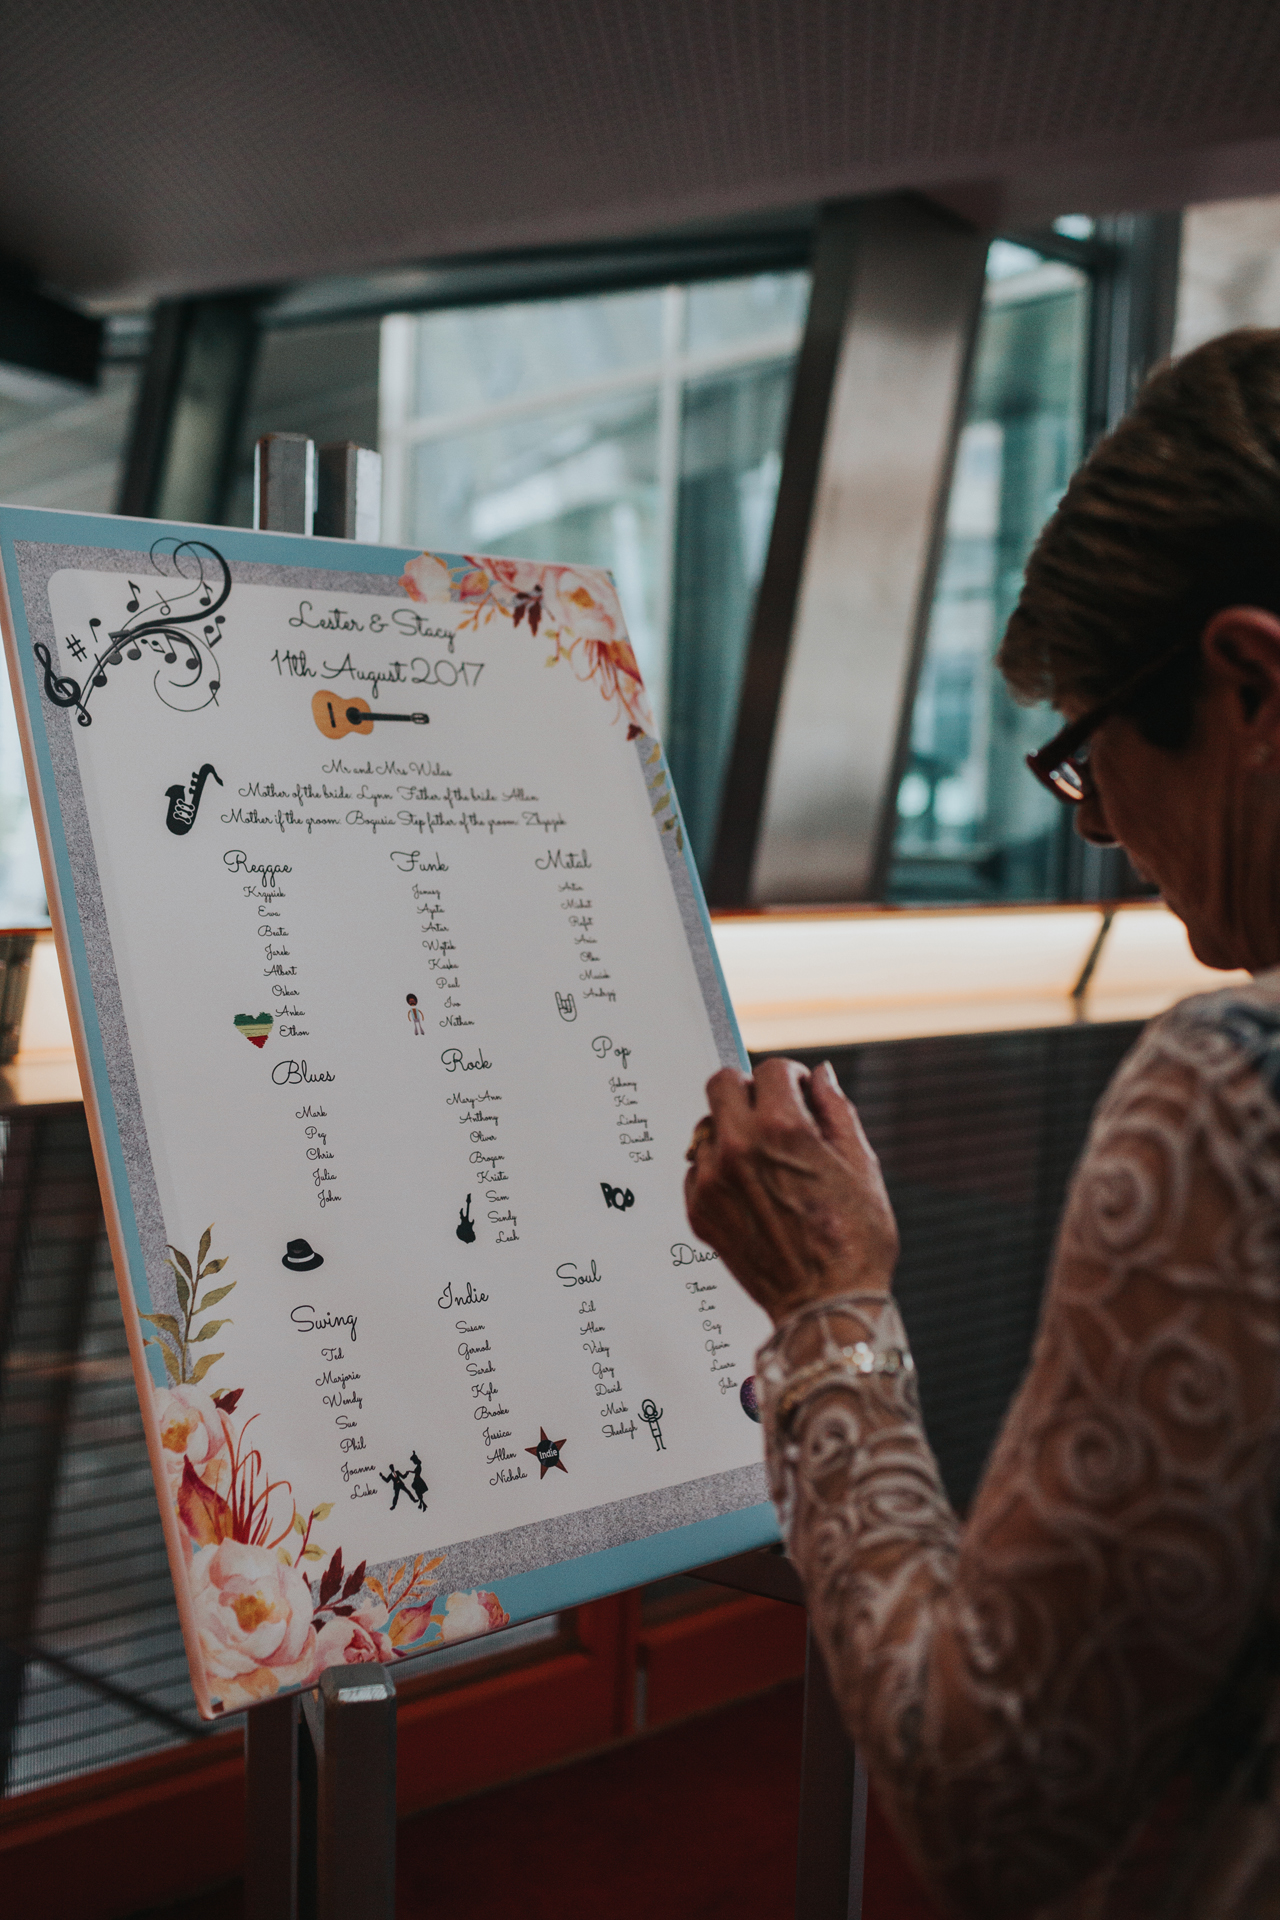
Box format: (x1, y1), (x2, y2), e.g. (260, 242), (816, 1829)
(193, 1319), (231, 1342)
(167, 1246), (193, 1282)
(140, 1311), (183, 1341)
(174, 1273), (190, 1313)
(188, 1352), (224, 1384)
(197, 1283), (235, 1311)
(197, 1226), (212, 1268)
(199, 1257), (229, 1277)
(147, 1336), (181, 1383)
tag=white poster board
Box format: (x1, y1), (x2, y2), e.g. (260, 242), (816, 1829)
(0, 509), (776, 1717)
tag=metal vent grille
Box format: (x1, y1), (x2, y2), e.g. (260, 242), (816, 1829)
(771, 1020), (1142, 1508)
(0, 1110), (208, 1796)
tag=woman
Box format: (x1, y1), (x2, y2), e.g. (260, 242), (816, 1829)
(685, 329), (1280, 1919)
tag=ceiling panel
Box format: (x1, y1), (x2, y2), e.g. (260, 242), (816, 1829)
(6, 0), (1280, 306)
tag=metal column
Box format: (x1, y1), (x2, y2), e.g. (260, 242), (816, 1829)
(709, 194), (988, 907)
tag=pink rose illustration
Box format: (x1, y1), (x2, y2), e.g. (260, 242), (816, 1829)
(485, 556), (545, 599)
(387, 1602), (439, 1650)
(540, 566), (619, 647)
(190, 1540), (321, 1709)
(399, 553), (453, 604)
(154, 1385), (232, 1500)
(438, 1589), (510, 1644)
(314, 1599), (395, 1668)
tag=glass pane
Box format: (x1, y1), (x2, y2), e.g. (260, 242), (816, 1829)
(412, 288), (665, 420)
(666, 359), (792, 868)
(686, 271), (810, 357)
(0, 327), (146, 924)
(224, 317), (381, 529)
(385, 271), (808, 777)
(403, 391), (664, 695)
(886, 246), (1089, 903)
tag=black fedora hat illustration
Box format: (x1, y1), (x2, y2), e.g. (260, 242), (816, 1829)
(282, 1238), (323, 1272)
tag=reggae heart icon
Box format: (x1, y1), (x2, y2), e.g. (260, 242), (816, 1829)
(234, 1012), (274, 1049)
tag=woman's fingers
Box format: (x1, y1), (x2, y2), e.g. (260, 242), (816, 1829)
(685, 1055), (898, 1323)
(751, 1056), (821, 1134)
(805, 1060), (863, 1152)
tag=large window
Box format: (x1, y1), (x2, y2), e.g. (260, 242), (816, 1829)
(0, 321), (147, 924)
(887, 239), (1091, 903)
(378, 274), (809, 866)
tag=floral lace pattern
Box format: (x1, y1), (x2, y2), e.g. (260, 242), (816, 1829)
(758, 973), (1280, 1919)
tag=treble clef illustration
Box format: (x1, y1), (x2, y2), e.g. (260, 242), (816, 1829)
(35, 539), (232, 729)
(33, 643), (91, 725)
(165, 763), (224, 836)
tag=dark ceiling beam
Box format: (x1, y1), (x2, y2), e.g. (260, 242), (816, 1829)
(118, 295), (259, 524)
(0, 267), (100, 388)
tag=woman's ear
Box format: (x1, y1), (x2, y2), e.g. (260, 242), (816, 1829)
(1201, 607), (1280, 738)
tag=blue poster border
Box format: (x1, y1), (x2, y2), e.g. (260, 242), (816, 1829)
(0, 504), (778, 1666)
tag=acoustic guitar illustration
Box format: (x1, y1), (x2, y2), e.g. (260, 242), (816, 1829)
(311, 691), (429, 739)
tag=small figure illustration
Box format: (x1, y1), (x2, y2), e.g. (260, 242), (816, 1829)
(601, 1182), (635, 1211)
(555, 991), (577, 1022)
(281, 1238), (323, 1272)
(381, 1462), (412, 1511)
(456, 1194), (476, 1244)
(640, 1399), (666, 1451)
(525, 1428), (568, 1478)
(409, 1450), (429, 1510)
(234, 1012), (274, 1049)
(406, 993), (426, 1035)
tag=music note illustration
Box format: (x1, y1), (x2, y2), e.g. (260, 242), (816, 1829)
(35, 540), (232, 728)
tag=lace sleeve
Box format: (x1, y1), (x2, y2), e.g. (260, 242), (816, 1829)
(757, 992), (1280, 1917)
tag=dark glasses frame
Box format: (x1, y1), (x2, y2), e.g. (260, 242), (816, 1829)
(1025, 633), (1201, 803)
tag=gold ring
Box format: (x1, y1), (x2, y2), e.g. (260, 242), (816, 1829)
(686, 1116), (715, 1163)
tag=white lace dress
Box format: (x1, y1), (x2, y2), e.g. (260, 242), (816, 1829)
(758, 977), (1280, 1918)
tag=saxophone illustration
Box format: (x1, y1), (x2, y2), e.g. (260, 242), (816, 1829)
(165, 763), (223, 835)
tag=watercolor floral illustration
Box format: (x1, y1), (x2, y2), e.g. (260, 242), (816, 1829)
(399, 551), (684, 849)
(400, 551), (656, 738)
(147, 1228), (509, 1712)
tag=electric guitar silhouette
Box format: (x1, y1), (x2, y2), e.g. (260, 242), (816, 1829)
(455, 1195), (476, 1244)
(312, 691), (430, 739)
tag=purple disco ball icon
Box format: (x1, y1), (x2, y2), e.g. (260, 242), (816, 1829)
(740, 1375), (761, 1422)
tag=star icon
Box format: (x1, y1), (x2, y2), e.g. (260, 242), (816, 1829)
(526, 1428), (568, 1478)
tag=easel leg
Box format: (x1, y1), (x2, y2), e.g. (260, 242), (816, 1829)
(796, 1623), (867, 1920)
(313, 1663), (397, 1920)
(244, 1692), (298, 1920)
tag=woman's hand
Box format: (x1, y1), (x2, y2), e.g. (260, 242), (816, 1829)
(684, 1058), (899, 1326)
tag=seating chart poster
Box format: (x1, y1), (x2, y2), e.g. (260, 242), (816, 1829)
(0, 508), (776, 1718)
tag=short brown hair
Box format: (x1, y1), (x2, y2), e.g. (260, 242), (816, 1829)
(998, 327), (1280, 748)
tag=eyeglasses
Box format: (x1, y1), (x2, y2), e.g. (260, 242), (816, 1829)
(1025, 636), (1198, 803)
